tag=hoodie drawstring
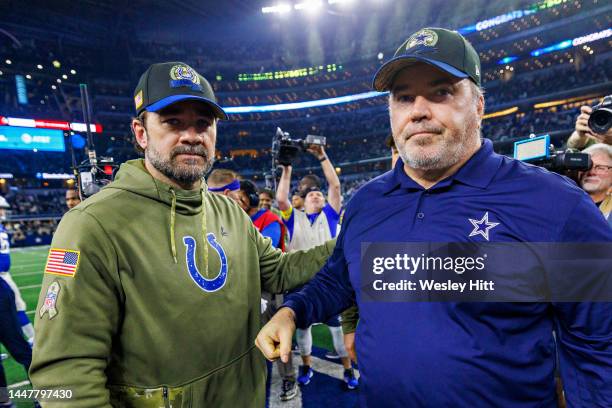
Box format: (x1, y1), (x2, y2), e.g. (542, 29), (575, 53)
(201, 189), (209, 278)
(170, 189), (178, 264)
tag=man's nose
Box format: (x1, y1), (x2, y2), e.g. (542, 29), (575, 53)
(409, 96), (432, 122)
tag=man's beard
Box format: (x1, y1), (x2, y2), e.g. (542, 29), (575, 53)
(580, 179), (603, 194)
(395, 114), (480, 171)
(146, 144), (214, 185)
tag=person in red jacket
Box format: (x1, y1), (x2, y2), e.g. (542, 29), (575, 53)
(239, 180), (286, 253)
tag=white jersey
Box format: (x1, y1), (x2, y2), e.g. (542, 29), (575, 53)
(282, 204), (340, 252)
(0, 225), (26, 311)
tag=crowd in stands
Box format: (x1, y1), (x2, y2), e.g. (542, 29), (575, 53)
(3, 219), (57, 247)
(0, 189), (65, 247)
(483, 58), (611, 107)
(5, 190), (65, 217)
(482, 106), (579, 141)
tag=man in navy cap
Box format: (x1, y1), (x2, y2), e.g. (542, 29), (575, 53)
(256, 28), (612, 407)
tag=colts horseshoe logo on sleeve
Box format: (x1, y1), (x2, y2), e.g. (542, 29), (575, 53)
(183, 234), (228, 292)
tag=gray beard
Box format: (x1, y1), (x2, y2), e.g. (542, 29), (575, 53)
(399, 135), (468, 170)
(581, 181), (604, 194)
(146, 145), (214, 186)
(396, 117), (480, 171)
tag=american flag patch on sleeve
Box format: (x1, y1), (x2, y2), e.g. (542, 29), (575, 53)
(44, 248), (80, 278)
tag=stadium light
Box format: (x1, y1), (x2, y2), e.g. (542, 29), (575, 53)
(482, 106), (519, 120)
(294, 0), (323, 13)
(37, 64), (43, 69)
(498, 56), (519, 64)
(530, 40), (572, 57)
(533, 95), (594, 109)
(223, 90), (387, 113)
(5, 59), (11, 65)
(262, 3), (291, 14)
(70, 69), (76, 75)
(52, 60), (61, 68)
(25, 74), (31, 79)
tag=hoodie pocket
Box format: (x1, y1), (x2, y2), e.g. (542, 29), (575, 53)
(109, 384), (185, 407)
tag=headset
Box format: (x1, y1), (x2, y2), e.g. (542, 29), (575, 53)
(239, 180), (260, 209)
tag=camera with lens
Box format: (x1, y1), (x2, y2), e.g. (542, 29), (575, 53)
(514, 134), (591, 175)
(271, 127), (327, 166)
(588, 95), (612, 134)
(76, 156), (119, 198)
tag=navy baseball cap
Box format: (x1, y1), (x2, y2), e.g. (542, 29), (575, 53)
(373, 27), (481, 91)
(300, 186), (322, 198)
(134, 62), (227, 120)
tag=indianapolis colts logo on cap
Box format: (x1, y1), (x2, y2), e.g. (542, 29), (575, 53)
(406, 29), (439, 50)
(169, 64), (202, 91)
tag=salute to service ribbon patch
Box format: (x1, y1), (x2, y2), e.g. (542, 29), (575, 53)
(44, 248), (80, 277)
(39, 281), (60, 320)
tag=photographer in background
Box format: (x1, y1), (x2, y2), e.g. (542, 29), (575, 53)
(567, 98), (612, 150)
(276, 146), (358, 390)
(579, 143), (612, 223)
(239, 180), (286, 251)
(290, 175), (321, 212)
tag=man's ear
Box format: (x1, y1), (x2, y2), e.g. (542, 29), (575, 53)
(477, 93), (485, 117)
(132, 118), (148, 150)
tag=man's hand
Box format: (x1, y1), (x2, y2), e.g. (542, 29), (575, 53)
(306, 145), (326, 160)
(255, 307), (296, 363)
(344, 332), (357, 364)
(575, 105), (612, 144)
(575, 106), (593, 139)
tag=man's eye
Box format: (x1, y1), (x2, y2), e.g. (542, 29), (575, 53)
(395, 95), (414, 103)
(197, 119), (212, 128)
(164, 118), (180, 126)
(436, 89), (452, 96)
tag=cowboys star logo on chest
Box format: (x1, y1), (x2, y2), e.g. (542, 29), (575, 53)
(468, 212), (499, 241)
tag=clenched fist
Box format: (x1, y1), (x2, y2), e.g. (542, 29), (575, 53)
(255, 307), (297, 363)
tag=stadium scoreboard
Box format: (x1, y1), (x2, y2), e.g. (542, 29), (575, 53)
(0, 126), (65, 152)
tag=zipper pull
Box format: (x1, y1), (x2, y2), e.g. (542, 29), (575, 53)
(162, 386), (170, 408)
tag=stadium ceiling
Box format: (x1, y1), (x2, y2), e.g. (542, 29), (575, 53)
(5, 0), (266, 24)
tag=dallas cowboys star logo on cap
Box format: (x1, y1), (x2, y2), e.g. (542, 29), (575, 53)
(468, 212), (499, 241)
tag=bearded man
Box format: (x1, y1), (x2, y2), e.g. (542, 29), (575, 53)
(30, 62), (334, 407)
